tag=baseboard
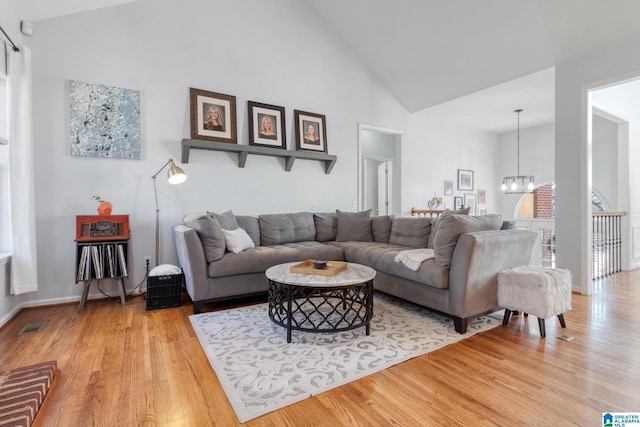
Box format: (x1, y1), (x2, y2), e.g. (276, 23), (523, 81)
(0, 304), (24, 330)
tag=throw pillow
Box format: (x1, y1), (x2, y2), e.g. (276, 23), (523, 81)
(222, 227), (256, 254)
(314, 212), (338, 242)
(236, 215), (261, 246)
(428, 207), (471, 249)
(207, 210), (238, 230)
(389, 217), (431, 248)
(335, 209), (373, 242)
(372, 215), (394, 243)
(433, 213), (502, 268)
(184, 214), (226, 262)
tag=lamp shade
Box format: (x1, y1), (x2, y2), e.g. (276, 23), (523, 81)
(167, 163), (187, 184)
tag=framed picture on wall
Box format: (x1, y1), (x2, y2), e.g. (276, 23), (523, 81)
(464, 193), (477, 215)
(294, 110), (327, 153)
(444, 180), (453, 196)
(478, 189), (486, 204)
(248, 101), (286, 149)
(189, 87), (237, 143)
(454, 196), (463, 211)
(457, 169), (474, 191)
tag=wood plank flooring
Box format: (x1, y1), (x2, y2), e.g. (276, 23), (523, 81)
(1, 271), (639, 426)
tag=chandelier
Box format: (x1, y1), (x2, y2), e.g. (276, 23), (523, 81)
(501, 109), (534, 194)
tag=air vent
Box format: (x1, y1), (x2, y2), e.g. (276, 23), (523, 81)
(17, 320), (47, 336)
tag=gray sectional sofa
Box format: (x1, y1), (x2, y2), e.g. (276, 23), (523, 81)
(173, 209), (537, 333)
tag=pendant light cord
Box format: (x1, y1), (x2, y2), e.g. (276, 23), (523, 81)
(515, 109), (522, 177)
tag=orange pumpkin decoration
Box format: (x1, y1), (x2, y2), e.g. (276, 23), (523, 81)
(97, 201), (113, 216)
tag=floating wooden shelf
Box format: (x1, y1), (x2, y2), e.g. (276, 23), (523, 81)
(181, 138), (337, 174)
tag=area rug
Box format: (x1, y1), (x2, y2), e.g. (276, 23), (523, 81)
(0, 360), (57, 427)
(190, 293), (500, 423)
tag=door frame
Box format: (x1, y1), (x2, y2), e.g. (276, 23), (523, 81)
(357, 123), (402, 215)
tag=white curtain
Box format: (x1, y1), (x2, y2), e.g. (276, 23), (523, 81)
(8, 45), (38, 294)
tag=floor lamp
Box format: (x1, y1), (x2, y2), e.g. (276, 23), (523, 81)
(152, 159), (187, 266)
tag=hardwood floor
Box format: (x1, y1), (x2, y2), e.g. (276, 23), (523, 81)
(1, 271), (639, 426)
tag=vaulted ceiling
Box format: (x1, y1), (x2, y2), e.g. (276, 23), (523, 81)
(9, 0), (640, 132)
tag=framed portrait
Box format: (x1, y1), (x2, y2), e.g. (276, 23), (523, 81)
(478, 189), (486, 204)
(444, 180), (453, 196)
(190, 88), (237, 144)
(464, 193), (477, 215)
(454, 196), (463, 211)
(457, 169), (474, 191)
(294, 110), (327, 153)
(248, 101), (286, 149)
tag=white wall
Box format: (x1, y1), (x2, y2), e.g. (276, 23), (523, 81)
(555, 37), (640, 294)
(0, 0), (521, 320)
(21, 0), (408, 308)
(495, 123), (555, 219)
(403, 115), (500, 215)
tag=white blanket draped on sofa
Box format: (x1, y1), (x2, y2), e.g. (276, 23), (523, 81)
(394, 248), (435, 271)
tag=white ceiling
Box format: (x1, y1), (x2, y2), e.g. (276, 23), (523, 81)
(9, 0), (640, 133)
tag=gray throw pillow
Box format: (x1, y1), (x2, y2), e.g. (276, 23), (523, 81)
(335, 209), (373, 242)
(184, 215), (226, 262)
(207, 210), (238, 230)
(236, 215), (261, 246)
(433, 213), (502, 268)
(314, 212), (337, 242)
(428, 207), (471, 248)
(389, 217), (431, 248)
(372, 215), (394, 243)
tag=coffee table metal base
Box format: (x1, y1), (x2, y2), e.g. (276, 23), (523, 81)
(268, 279), (374, 343)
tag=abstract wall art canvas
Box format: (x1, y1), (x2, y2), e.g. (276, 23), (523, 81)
(69, 80), (140, 159)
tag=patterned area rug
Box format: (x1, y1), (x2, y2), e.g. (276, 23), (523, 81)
(190, 293), (500, 423)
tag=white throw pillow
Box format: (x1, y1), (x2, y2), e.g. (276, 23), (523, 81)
(223, 227), (255, 253)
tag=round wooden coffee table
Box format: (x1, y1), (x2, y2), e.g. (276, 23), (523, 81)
(265, 262), (376, 343)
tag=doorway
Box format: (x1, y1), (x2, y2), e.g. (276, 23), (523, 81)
(358, 124), (402, 217)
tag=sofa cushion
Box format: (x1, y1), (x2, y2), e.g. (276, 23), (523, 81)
(223, 227), (256, 253)
(434, 214), (502, 268)
(184, 214), (226, 262)
(389, 217), (431, 248)
(236, 215), (261, 246)
(314, 212), (337, 242)
(259, 212), (315, 246)
(208, 210), (238, 230)
(428, 207), (470, 248)
(329, 241), (449, 289)
(335, 209), (373, 242)
(208, 241), (344, 277)
(372, 215), (393, 243)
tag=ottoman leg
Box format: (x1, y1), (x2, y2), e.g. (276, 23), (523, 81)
(538, 318), (546, 338)
(558, 313), (567, 328)
(502, 309), (512, 325)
